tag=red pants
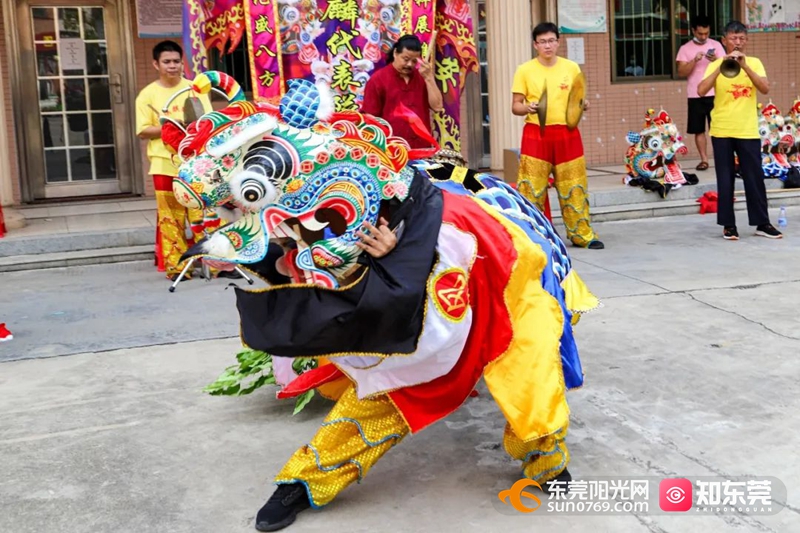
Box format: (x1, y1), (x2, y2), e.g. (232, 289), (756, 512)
(153, 175), (203, 277)
(517, 124), (597, 246)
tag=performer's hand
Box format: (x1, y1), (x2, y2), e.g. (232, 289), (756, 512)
(356, 217), (397, 258)
(418, 58), (434, 81)
(202, 259), (237, 272)
(727, 50), (745, 62)
(583, 100), (591, 112)
(527, 102), (539, 113)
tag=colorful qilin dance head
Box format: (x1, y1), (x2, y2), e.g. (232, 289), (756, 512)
(785, 98), (800, 162)
(758, 102), (794, 154)
(624, 108), (688, 185)
(161, 71), (414, 288)
(757, 102), (794, 177)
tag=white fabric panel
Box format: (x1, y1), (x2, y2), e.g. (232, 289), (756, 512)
(334, 223), (476, 399)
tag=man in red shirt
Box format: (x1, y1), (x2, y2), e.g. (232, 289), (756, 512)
(361, 35), (444, 148)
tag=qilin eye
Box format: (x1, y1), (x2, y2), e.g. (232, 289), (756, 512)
(241, 179), (266, 203)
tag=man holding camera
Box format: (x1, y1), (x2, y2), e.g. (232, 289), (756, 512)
(676, 15), (725, 171)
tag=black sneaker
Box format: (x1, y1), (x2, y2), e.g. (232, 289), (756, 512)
(255, 483), (311, 532)
(572, 240), (605, 249)
(755, 224), (783, 239)
(542, 468), (573, 494)
(722, 226), (739, 240)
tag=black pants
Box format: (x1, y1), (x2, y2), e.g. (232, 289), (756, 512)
(711, 137), (770, 227)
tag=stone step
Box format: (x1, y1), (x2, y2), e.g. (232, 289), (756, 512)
(16, 198), (155, 220)
(0, 227), (153, 258)
(2, 180), (797, 271)
(585, 178), (784, 208)
(551, 188), (800, 222)
(0, 245), (153, 273)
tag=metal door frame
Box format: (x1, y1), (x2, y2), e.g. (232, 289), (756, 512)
(3, 0), (142, 202)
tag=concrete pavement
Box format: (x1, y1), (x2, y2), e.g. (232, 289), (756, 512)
(1, 208), (799, 532)
(0, 261), (244, 362)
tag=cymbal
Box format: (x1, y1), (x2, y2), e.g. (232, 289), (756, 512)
(183, 96), (205, 124)
(537, 85), (548, 135)
(566, 72), (586, 130)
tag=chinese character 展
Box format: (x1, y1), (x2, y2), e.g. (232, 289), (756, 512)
(415, 15), (431, 34)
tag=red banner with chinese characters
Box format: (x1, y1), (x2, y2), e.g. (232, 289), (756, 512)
(187, 0), (478, 149)
(243, 0), (283, 102)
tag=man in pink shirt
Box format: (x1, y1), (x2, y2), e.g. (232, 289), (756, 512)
(676, 15), (725, 171)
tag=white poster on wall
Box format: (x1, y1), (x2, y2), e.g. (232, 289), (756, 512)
(746, 0), (800, 32)
(558, 0), (607, 34)
(61, 38), (86, 71)
(567, 38), (585, 64)
(136, 0), (182, 38)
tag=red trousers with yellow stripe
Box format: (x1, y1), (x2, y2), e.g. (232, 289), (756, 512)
(153, 175), (204, 277)
(517, 124), (598, 246)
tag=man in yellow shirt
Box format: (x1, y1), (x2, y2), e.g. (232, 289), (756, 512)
(135, 41), (211, 280)
(511, 22), (603, 249)
(698, 21), (782, 240)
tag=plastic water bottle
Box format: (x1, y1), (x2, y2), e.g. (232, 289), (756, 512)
(777, 207), (788, 228)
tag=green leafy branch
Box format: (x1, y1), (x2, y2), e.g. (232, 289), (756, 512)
(204, 348), (319, 414)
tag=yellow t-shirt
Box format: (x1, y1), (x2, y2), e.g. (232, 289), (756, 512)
(511, 57), (582, 126)
(704, 57), (766, 139)
(135, 79), (211, 176)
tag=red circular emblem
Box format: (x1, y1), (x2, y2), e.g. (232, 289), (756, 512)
(431, 268), (469, 322)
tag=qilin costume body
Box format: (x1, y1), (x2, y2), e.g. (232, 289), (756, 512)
(162, 72), (599, 531)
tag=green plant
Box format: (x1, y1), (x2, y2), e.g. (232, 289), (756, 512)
(204, 348), (319, 414)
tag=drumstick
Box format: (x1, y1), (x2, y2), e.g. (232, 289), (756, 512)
(427, 30), (438, 64)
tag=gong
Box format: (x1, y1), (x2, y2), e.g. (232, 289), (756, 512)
(537, 85), (548, 135)
(566, 72), (586, 130)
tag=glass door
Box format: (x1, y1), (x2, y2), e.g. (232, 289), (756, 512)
(16, 0), (134, 199)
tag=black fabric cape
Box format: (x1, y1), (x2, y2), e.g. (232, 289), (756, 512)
(234, 171), (443, 357)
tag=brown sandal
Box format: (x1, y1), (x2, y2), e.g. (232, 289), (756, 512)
(696, 161), (709, 171)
